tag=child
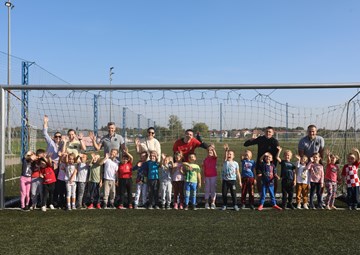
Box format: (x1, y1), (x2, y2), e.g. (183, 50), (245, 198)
(240, 149), (256, 210)
(257, 152), (282, 211)
(202, 145), (217, 209)
(87, 153), (103, 209)
(39, 155), (57, 212)
(30, 149), (46, 210)
(183, 153), (202, 210)
(307, 153), (324, 209)
(20, 151), (37, 210)
(221, 144), (241, 211)
(160, 154), (173, 209)
(56, 153), (68, 209)
(76, 153), (89, 209)
(65, 153), (78, 210)
(276, 147), (296, 210)
(171, 152), (185, 210)
(295, 155), (310, 209)
(117, 149), (134, 209)
(100, 148), (119, 209)
(341, 148), (360, 210)
(133, 152), (148, 209)
(143, 150), (160, 209)
(324, 149), (340, 210)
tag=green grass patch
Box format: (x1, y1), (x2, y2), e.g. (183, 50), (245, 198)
(0, 209), (357, 254)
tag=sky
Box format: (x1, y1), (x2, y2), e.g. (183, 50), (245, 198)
(0, 0), (360, 106)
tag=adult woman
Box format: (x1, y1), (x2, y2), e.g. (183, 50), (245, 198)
(135, 127), (161, 162)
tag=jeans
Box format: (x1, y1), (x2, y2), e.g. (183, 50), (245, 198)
(310, 182), (322, 208)
(160, 181), (172, 206)
(76, 182), (87, 207)
(347, 186), (359, 208)
(134, 183), (148, 206)
(148, 179), (159, 207)
(259, 182), (276, 206)
(88, 182), (101, 205)
(281, 179), (294, 206)
(185, 182), (197, 206)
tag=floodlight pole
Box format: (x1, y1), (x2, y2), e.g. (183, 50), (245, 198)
(5, 1), (14, 155)
(109, 67), (114, 121)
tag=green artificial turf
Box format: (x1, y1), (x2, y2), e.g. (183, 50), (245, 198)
(0, 208), (357, 254)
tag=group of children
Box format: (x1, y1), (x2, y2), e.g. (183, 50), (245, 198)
(20, 144), (360, 211)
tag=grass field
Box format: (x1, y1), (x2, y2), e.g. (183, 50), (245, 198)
(0, 207), (358, 254)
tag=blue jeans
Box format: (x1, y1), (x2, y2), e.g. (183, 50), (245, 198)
(259, 182), (276, 205)
(185, 182), (197, 206)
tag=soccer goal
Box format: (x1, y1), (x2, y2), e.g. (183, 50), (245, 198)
(1, 83), (360, 208)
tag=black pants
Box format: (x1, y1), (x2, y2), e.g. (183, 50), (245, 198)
(148, 179), (159, 207)
(55, 180), (66, 208)
(222, 180), (237, 206)
(119, 178), (133, 205)
(310, 182), (322, 208)
(281, 179), (294, 205)
(88, 182), (101, 205)
(347, 186), (360, 208)
(42, 183), (56, 207)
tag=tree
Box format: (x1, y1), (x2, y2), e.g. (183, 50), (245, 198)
(168, 115), (183, 139)
(192, 122), (209, 135)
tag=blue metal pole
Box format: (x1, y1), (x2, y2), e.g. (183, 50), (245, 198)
(220, 103), (223, 142)
(137, 114), (141, 135)
(122, 107), (127, 144)
(21, 61), (31, 159)
(93, 95), (99, 137)
(286, 102), (289, 141)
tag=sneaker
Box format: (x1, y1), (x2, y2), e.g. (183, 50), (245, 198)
(96, 204), (101, 209)
(173, 203), (178, 210)
(249, 204), (255, 210)
(348, 206), (353, 210)
(210, 203), (216, 210)
(166, 205), (172, 210)
(179, 204), (184, 210)
(205, 203), (210, 209)
(241, 204), (246, 209)
(103, 205), (108, 210)
(303, 203), (309, 210)
(221, 205), (227, 211)
(154, 205), (160, 210)
(109, 204), (115, 209)
(22, 206), (30, 211)
(87, 203), (94, 209)
(325, 205), (331, 210)
(148, 206), (154, 210)
(129, 204), (133, 209)
(49, 204), (55, 210)
(296, 203), (302, 209)
(331, 205), (337, 210)
(353, 206), (359, 211)
(272, 205), (282, 211)
(184, 205), (189, 211)
(41, 206), (47, 212)
(281, 204), (286, 210)
(117, 204), (126, 209)
(234, 205), (240, 211)
(288, 203), (295, 210)
(193, 205), (197, 211)
(30, 205), (35, 211)
(257, 205), (264, 211)
(134, 205), (139, 209)
(162, 204), (166, 210)
(66, 206), (71, 211)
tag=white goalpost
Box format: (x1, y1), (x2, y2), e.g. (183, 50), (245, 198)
(1, 83), (360, 209)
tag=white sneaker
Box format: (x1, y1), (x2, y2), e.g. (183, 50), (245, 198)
(49, 204), (55, 210)
(41, 206), (47, 212)
(205, 203), (210, 209)
(210, 203), (216, 209)
(296, 203), (301, 209)
(303, 203), (309, 210)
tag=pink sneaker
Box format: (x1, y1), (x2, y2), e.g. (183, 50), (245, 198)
(272, 204), (283, 211)
(87, 203), (94, 209)
(96, 204), (101, 209)
(179, 203), (184, 210)
(257, 204), (264, 211)
(173, 203), (178, 210)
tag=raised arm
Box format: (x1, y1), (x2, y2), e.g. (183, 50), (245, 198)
(78, 132), (87, 151)
(223, 143), (229, 161)
(276, 146), (282, 163)
(88, 131), (101, 151)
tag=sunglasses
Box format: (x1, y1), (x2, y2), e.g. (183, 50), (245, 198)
(148, 132), (155, 134)
(54, 136), (62, 138)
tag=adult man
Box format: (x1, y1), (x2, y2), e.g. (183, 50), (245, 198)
(244, 126), (280, 194)
(298, 124), (325, 159)
(173, 129), (209, 162)
(90, 122), (126, 154)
